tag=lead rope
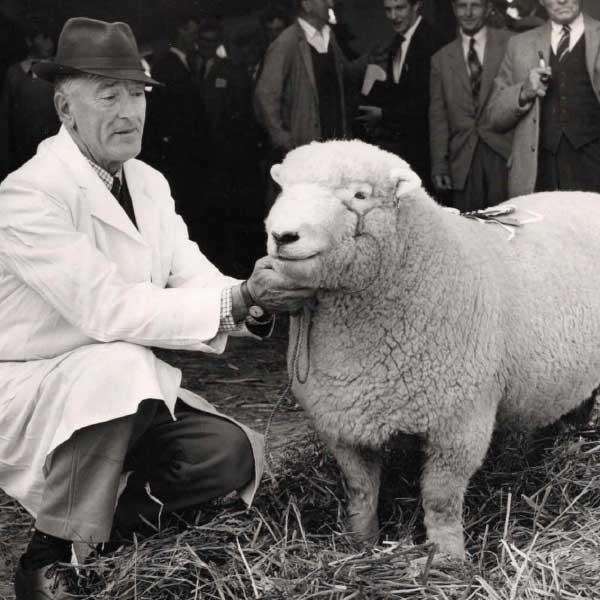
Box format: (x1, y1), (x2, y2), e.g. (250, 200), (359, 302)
(263, 306), (312, 468)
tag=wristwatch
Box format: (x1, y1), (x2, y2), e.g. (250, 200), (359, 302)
(240, 281), (271, 324)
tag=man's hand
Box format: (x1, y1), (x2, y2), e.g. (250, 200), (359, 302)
(356, 105), (383, 127)
(519, 66), (552, 105)
(433, 174), (453, 192)
(246, 256), (316, 314)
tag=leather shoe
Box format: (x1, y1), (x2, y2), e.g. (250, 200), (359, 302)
(14, 558), (73, 599)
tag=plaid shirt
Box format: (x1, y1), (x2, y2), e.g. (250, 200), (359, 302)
(86, 159), (238, 332)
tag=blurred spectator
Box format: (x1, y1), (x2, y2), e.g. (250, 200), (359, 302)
(357, 0), (445, 189)
(143, 11), (209, 237)
(0, 13), (59, 181)
(429, 0), (513, 211)
(199, 19), (265, 275)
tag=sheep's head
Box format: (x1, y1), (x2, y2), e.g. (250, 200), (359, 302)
(265, 140), (422, 290)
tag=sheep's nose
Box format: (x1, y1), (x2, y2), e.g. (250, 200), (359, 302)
(272, 231), (300, 247)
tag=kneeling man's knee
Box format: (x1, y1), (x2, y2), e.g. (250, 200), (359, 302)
(165, 413), (255, 498)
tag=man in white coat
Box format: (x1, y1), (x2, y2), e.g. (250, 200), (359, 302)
(0, 18), (314, 598)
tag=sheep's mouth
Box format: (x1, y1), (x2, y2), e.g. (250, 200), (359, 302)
(276, 252), (320, 262)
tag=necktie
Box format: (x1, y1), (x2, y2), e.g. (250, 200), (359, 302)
(110, 175), (121, 201)
(392, 34), (405, 84)
(557, 24), (571, 62)
(467, 37), (482, 104)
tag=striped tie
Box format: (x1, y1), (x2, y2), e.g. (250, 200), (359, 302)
(468, 37), (482, 104)
(557, 24), (571, 62)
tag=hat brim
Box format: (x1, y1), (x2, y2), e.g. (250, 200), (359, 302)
(32, 61), (163, 87)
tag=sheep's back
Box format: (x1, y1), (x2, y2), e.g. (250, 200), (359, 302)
(477, 192), (600, 427)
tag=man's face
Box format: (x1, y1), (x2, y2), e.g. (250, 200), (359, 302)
(539, 0), (581, 24)
(61, 78), (146, 173)
(453, 0), (489, 35)
(383, 0), (422, 35)
(303, 0), (334, 28)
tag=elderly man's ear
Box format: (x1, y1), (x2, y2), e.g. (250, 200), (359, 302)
(54, 93), (76, 129)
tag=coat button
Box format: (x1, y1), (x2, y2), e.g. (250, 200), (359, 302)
(531, 146), (536, 152)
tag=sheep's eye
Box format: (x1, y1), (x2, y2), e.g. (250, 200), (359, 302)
(354, 191), (367, 200)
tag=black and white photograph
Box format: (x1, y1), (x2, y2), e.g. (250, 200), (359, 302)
(1, 0), (600, 598)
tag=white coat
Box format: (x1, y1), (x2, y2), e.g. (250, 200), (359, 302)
(0, 126), (264, 517)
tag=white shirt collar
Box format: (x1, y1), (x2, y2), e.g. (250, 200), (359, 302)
(460, 25), (487, 62)
(550, 12), (585, 53)
(169, 46), (189, 70)
(297, 17), (331, 53)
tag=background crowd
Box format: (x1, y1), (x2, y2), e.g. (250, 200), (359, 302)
(1, 0), (599, 277)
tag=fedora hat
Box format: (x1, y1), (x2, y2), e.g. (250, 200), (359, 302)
(33, 17), (162, 86)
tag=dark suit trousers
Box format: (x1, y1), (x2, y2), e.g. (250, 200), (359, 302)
(453, 140), (508, 212)
(536, 135), (600, 193)
(35, 400), (254, 544)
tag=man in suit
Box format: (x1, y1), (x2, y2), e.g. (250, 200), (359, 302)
(0, 18), (314, 598)
(357, 0), (445, 188)
(488, 0), (600, 197)
(429, 0), (513, 211)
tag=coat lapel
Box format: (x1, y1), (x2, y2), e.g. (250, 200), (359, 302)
(123, 161), (163, 283)
(297, 24), (316, 90)
(52, 127), (146, 246)
(584, 15), (600, 93)
(447, 37), (471, 97)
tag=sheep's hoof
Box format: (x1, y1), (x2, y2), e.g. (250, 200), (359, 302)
(345, 516), (379, 545)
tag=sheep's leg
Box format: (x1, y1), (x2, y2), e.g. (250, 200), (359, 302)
(421, 416), (495, 559)
(330, 442), (381, 543)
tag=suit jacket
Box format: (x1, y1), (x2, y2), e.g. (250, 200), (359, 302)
(0, 127), (264, 517)
(254, 21), (359, 150)
(366, 19), (444, 179)
(429, 27), (513, 190)
(488, 15), (600, 198)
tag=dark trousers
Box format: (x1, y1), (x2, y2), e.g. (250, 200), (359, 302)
(536, 135), (600, 192)
(453, 141), (508, 212)
(35, 400), (254, 544)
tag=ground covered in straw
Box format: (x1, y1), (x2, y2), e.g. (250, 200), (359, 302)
(1, 325), (599, 599)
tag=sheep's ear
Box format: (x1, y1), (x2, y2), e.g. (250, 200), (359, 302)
(270, 164), (283, 186)
(390, 167), (421, 205)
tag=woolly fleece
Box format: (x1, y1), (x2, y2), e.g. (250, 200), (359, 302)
(265, 139), (600, 558)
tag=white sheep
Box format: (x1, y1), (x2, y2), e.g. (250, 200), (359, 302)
(265, 139), (600, 559)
